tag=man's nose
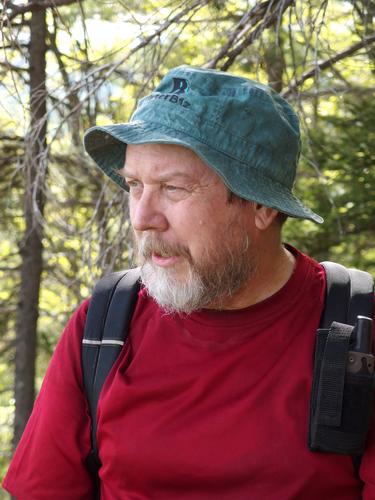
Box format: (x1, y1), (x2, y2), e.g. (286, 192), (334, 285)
(130, 190), (168, 233)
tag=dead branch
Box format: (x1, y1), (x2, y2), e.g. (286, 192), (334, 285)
(0, 60), (28, 72)
(282, 33), (375, 97)
(205, 0), (294, 71)
(1, 0), (83, 23)
(221, 0), (294, 71)
(205, 1), (271, 69)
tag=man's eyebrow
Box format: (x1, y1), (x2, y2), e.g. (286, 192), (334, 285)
(120, 168), (195, 183)
(156, 172), (195, 183)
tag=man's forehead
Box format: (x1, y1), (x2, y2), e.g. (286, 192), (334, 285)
(122, 143), (221, 183)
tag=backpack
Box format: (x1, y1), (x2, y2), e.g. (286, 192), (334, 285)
(82, 262), (374, 497)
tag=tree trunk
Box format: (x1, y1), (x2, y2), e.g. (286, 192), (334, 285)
(13, 0), (47, 448)
(263, 22), (285, 93)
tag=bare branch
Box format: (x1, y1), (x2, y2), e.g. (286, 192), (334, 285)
(205, 1), (271, 69)
(1, 0), (83, 22)
(282, 33), (375, 97)
(300, 86), (375, 98)
(0, 42), (29, 49)
(205, 0), (294, 71)
(0, 60), (28, 72)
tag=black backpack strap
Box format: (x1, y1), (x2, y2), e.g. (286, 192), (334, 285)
(82, 267), (141, 497)
(309, 261), (374, 473)
(319, 262), (375, 431)
(347, 267), (374, 326)
(320, 261), (374, 328)
(319, 262), (351, 328)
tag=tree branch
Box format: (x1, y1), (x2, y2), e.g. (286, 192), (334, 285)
(0, 60), (28, 72)
(282, 33), (375, 97)
(0, 42), (29, 50)
(205, 0), (294, 71)
(2, 0), (82, 23)
(205, 1), (271, 69)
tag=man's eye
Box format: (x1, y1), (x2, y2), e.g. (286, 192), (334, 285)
(164, 184), (186, 193)
(126, 180), (141, 190)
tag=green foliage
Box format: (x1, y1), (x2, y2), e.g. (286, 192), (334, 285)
(285, 94), (375, 274)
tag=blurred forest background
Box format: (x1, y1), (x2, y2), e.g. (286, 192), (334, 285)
(0, 0), (374, 490)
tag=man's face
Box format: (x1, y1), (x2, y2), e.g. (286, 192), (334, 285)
(121, 143), (258, 313)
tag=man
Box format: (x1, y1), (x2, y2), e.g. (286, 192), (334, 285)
(3, 65), (374, 499)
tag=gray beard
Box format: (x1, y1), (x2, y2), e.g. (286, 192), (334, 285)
(137, 233), (256, 314)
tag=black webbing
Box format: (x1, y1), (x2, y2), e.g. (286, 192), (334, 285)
(316, 321), (353, 427)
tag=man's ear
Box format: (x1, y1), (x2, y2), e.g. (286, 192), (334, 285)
(253, 203), (279, 230)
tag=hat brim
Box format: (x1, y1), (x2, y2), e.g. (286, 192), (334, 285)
(84, 123), (323, 224)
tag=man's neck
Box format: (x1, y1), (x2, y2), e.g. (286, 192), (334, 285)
(208, 244), (296, 311)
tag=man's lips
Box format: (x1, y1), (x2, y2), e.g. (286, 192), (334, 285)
(151, 253), (181, 267)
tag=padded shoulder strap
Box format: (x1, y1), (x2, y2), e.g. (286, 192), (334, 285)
(320, 261), (374, 328)
(82, 268), (141, 460)
(347, 268), (374, 325)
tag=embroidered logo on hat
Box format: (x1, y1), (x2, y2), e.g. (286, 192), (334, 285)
(146, 75), (191, 108)
(171, 77), (189, 94)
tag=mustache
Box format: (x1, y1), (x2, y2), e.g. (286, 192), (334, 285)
(136, 234), (192, 261)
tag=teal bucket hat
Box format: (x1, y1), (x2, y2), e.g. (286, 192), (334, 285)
(84, 65), (323, 223)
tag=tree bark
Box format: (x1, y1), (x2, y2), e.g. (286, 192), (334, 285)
(13, 0), (47, 448)
(263, 21), (285, 93)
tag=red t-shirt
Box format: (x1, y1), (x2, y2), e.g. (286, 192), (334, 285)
(4, 248), (375, 499)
